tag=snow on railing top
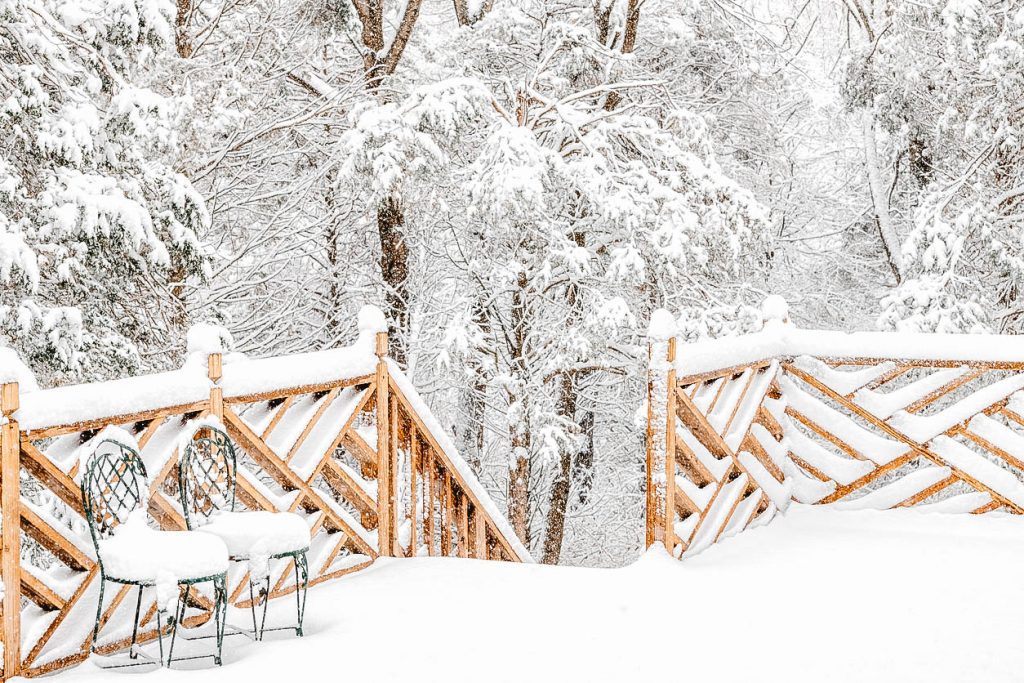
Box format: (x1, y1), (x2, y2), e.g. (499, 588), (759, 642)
(651, 298), (1024, 380)
(12, 306), (388, 432)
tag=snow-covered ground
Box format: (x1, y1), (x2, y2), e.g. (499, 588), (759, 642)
(54, 506), (1024, 682)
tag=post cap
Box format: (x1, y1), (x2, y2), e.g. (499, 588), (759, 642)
(761, 295), (791, 327)
(648, 309), (678, 342)
(0, 346), (38, 394)
(186, 323), (233, 357)
(358, 305), (388, 335)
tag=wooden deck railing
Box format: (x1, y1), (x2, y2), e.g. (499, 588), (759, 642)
(646, 305), (1024, 559)
(0, 311), (528, 679)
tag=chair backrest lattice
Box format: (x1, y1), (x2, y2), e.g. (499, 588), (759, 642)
(80, 439), (148, 548)
(179, 426), (237, 529)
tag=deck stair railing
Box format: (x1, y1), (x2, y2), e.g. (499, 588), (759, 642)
(646, 298), (1024, 559)
(0, 306), (529, 679)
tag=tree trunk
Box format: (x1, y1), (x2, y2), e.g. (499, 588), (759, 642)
(541, 372), (576, 564)
(573, 411), (595, 505)
(175, 0), (192, 58)
(862, 110), (903, 284)
(378, 195), (409, 365)
(507, 272), (532, 547)
(599, 0), (642, 111)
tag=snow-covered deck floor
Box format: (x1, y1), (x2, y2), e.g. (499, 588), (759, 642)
(60, 506), (1023, 682)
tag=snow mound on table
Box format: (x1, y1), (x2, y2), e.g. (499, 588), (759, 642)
(98, 510), (229, 583)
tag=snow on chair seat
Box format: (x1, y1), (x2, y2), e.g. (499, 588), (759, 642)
(196, 510), (309, 560)
(98, 510), (230, 582)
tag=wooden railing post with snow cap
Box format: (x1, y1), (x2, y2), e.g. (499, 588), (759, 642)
(646, 310), (678, 551)
(186, 322), (231, 422)
(208, 352), (223, 420)
(364, 306), (397, 557)
(1, 380), (21, 678)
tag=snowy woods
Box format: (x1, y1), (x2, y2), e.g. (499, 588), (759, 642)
(2, 0), (1023, 565)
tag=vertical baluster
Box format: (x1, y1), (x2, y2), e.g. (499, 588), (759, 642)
(441, 472), (452, 556)
(457, 491), (469, 559)
(426, 450), (436, 557)
(409, 431), (418, 556)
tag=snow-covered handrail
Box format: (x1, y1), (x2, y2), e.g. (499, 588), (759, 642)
(675, 327), (1024, 383)
(646, 297), (1024, 561)
(0, 307), (529, 679)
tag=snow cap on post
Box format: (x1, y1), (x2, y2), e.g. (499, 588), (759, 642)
(358, 305), (388, 335)
(648, 308), (678, 343)
(186, 323), (234, 358)
(0, 346), (39, 394)
(761, 295), (791, 328)
(357, 304), (388, 356)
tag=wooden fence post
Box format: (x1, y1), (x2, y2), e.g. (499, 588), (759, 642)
(208, 352), (224, 420)
(2, 381), (21, 678)
(374, 331), (396, 557)
(664, 338), (677, 554)
(645, 310), (677, 552)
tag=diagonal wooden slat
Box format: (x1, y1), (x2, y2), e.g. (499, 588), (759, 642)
(20, 440), (84, 516)
(261, 396), (295, 441)
(285, 388), (340, 463)
(20, 506), (92, 572)
(21, 572), (65, 612)
(784, 364), (1024, 513)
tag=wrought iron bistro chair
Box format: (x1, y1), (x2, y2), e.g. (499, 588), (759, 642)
(179, 425), (309, 640)
(80, 438), (228, 667)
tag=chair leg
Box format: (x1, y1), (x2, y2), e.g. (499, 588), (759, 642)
(165, 585), (187, 667)
(213, 575), (227, 666)
(155, 608), (166, 664)
(129, 584), (143, 659)
(294, 552), (308, 637)
(90, 578), (106, 654)
(248, 575), (270, 641)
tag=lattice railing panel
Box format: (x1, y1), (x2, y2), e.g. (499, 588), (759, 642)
(647, 322), (1024, 560)
(0, 322), (527, 679)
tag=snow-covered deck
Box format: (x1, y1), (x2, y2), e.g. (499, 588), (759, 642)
(60, 506), (1024, 682)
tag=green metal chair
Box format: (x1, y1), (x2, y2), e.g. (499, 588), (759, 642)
(179, 425), (309, 640)
(81, 437), (228, 667)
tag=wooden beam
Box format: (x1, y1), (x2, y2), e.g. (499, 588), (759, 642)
(223, 374), (373, 405)
(20, 505), (92, 572)
(375, 338), (393, 558)
(261, 396), (295, 441)
(19, 439), (84, 516)
(320, 459), (378, 528)
(20, 572), (64, 612)
(285, 388), (340, 462)
(22, 401), (209, 440)
(2, 383), (21, 676)
(409, 433), (418, 556)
